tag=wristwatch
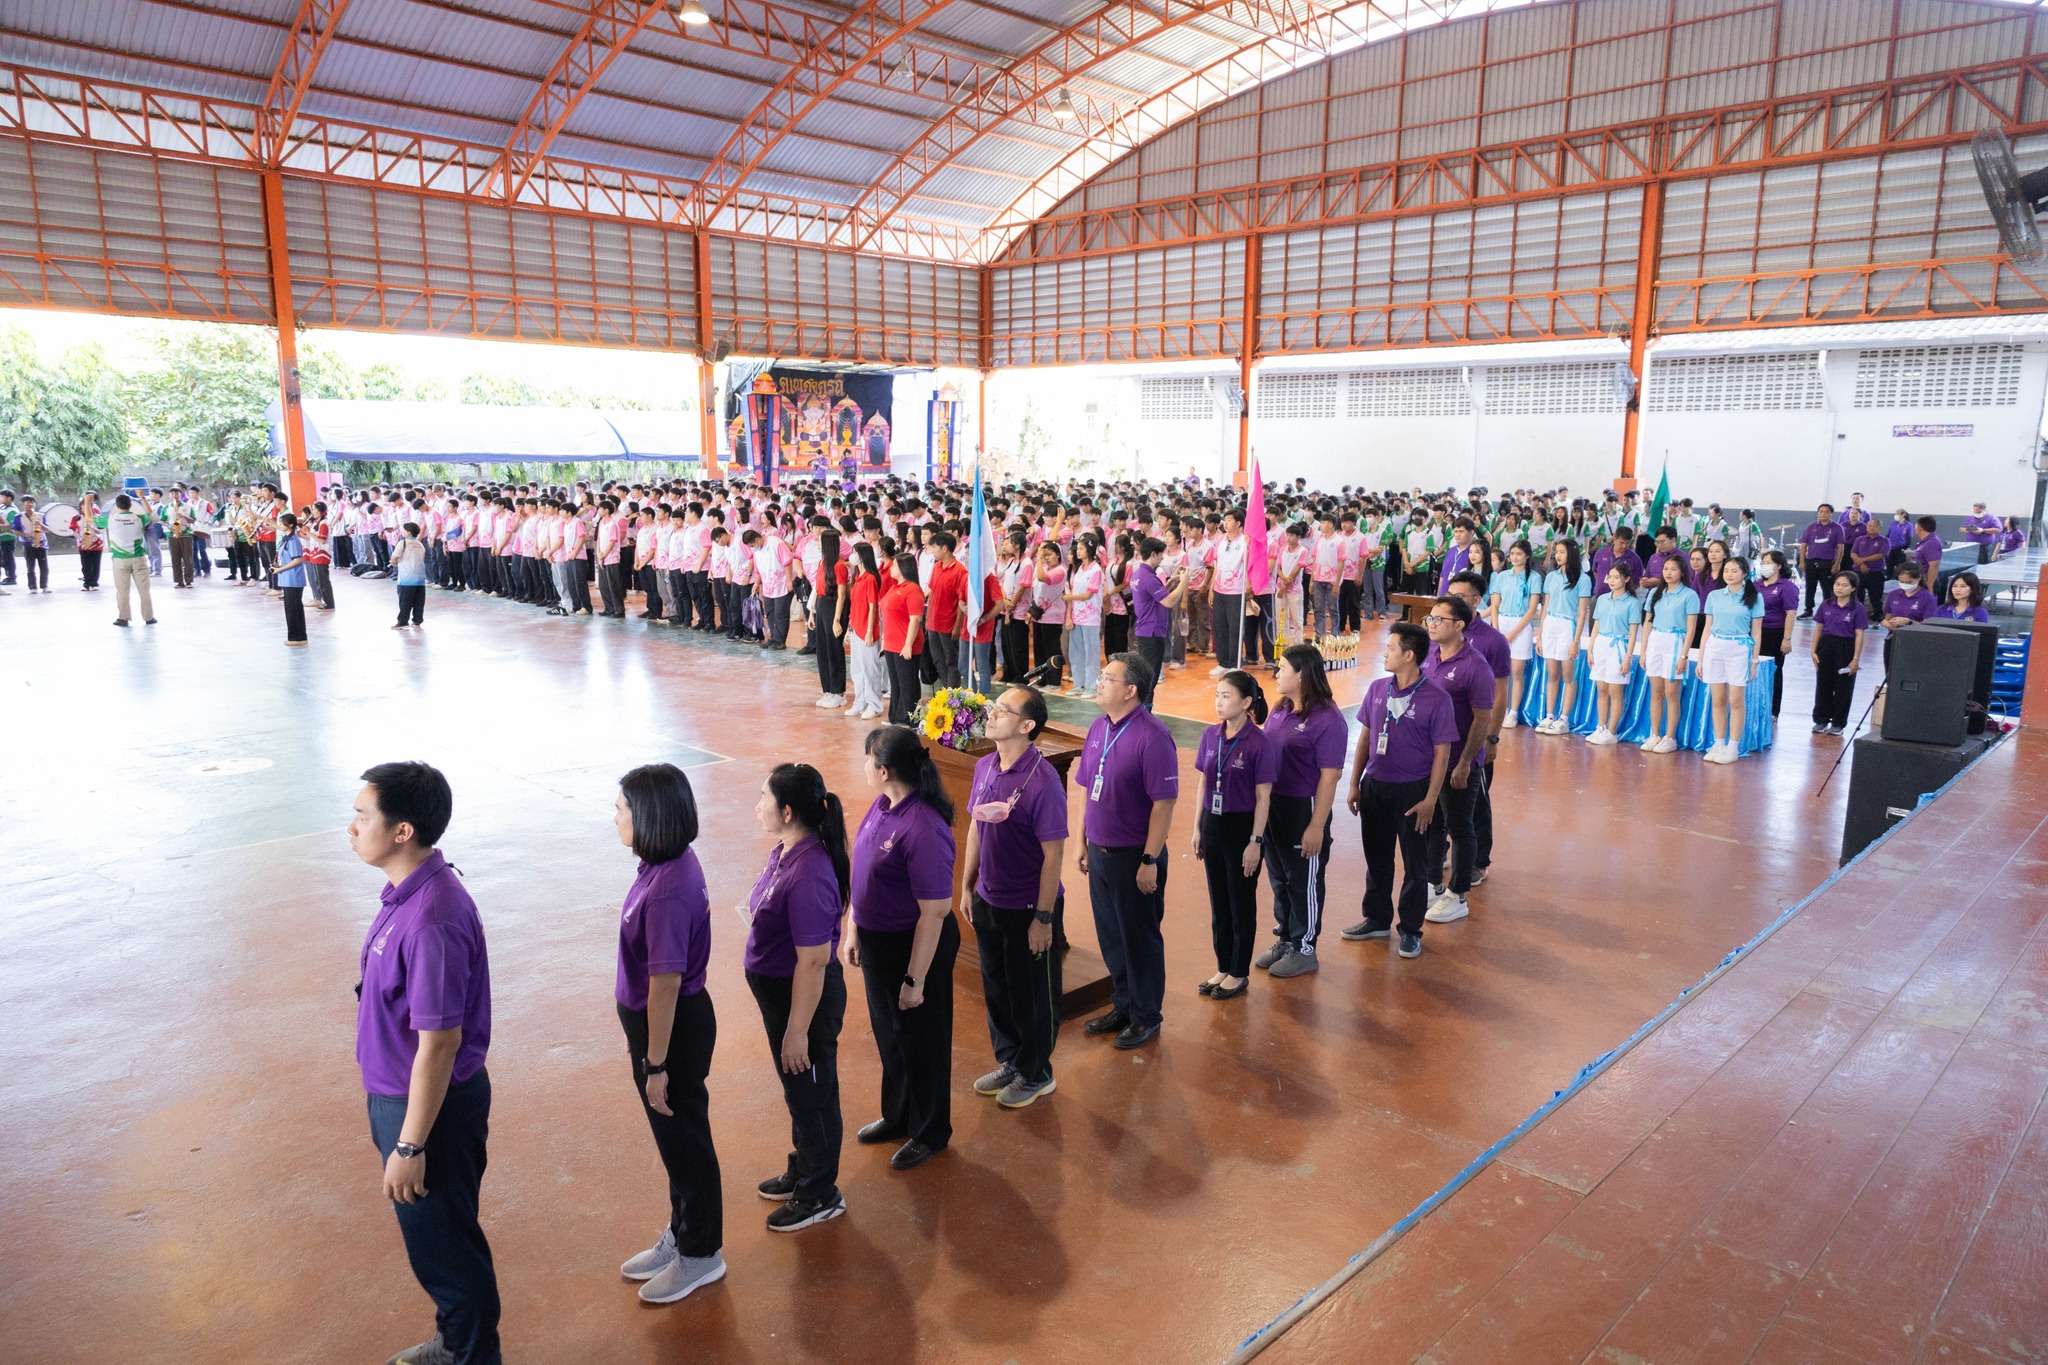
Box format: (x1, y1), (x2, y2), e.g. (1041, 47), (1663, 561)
(1139, 852), (1159, 866)
(902, 974), (919, 989)
(1033, 910), (1054, 925)
(643, 1059), (668, 1076)
(393, 1141), (427, 1160)
(1250, 834), (1266, 845)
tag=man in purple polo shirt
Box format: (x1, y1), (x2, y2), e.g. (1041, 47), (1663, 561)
(1960, 502), (2002, 564)
(1796, 503), (1847, 617)
(1445, 572), (1510, 887)
(1590, 530), (1642, 593)
(1910, 515), (1946, 589)
(349, 761), (499, 1365)
(1128, 537), (1186, 684)
(962, 686), (1069, 1108)
(1075, 652), (1180, 1049)
(1340, 623), (1456, 959)
(1419, 595), (1496, 926)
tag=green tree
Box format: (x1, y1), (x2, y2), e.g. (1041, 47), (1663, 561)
(0, 326), (132, 497)
(129, 324), (277, 483)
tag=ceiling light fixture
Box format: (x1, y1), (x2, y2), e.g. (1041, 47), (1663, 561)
(675, 0), (712, 26)
(1052, 88), (1076, 121)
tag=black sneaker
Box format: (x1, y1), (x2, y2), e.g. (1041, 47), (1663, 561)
(766, 1194), (845, 1233)
(757, 1171), (798, 1202)
(1340, 920), (1389, 942)
(1083, 1010), (1129, 1036)
(1397, 931), (1423, 959)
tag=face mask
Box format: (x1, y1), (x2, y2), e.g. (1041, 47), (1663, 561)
(1759, 563), (1777, 579)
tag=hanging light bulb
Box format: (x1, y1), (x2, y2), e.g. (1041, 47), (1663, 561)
(1052, 88), (1076, 121)
(674, 0), (712, 26)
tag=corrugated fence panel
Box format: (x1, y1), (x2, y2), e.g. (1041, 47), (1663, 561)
(0, 135), (271, 322)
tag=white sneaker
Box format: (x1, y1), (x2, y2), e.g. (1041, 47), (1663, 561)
(1501, 711), (1519, 730)
(1208, 666), (1225, 678)
(860, 707), (882, 719)
(1589, 728), (1616, 746)
(1659, 736), (1681, 754)
(620, 1227), (678, 1281)
(1705, 742), (1735, 764)
(1424, 894), (1469, 924)
(815, 694), (843, 708)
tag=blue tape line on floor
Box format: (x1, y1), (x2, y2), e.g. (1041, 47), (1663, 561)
(1226, 735), (2004, 1363)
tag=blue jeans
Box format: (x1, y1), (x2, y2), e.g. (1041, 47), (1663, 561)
(957, 637), (994, 694)
(1068, 622), (1101, 689)
(367, 1070), (501, 1365)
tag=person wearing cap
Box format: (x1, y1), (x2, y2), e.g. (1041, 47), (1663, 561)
(1076, 652), (1180, 1049)
(348, 762), (499, 1365)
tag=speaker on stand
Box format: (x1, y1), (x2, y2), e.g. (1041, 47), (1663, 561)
(1880, 624), (1978, 747)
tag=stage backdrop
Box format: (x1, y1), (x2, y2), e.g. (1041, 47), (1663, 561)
(735, 367), (894, 484)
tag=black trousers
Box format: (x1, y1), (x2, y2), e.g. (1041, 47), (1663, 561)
(856, 916), (959, 1148)
(617, 993), (722, 1257)
(1338, 579), (1362, 631)
(1264, 793), (1331, 951)
(1212, 592), (1244, 666)
(815, 609), (847, 695)
(972, 893), (1061, 1085)
(1104, 613), (1130, 657)
(1198, 810), (1260, 977)
(1031, 622), (1062, 675)
(283, 585), (306, 642)
(23, 545), (48, 590)
(1424, 771), (1480, 896)
(688, 570), (714, 628)
(1087, 841), (1167, 1030)
(1247, 591), (1275, 663)
(366, 1069), (500, 1365)
(1857, 569), (1887, 621)
(1813, 632), (1858, 729)
(598, 563), (624, 615)
(1134, 631), (1166, 684)
(1001, 619), (1031, 681)
(79, 548), (102, 588)
(333, 534), (353, 569)
(1802, 559), (1832, 613)
(396, 584), (425, 626)
(1472, 760), (1495, 872)
(1762, 624), (1786, 717)
(886, 650), (921, 724)
(1357, 775), (1432, 936)
(746, 963), (846, 1207)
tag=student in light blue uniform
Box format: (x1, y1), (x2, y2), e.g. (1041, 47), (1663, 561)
(1699, 556), (1765, 764)
(1488, 539), (1540, 729)
(1535, 537), (1589, 735)
(1587, 563), (1643, 745)
(1638, 554), (1700, 754)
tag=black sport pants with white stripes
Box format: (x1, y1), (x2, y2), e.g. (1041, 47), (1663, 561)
(1264, 793), (1330, 953)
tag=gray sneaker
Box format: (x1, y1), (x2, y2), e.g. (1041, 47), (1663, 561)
(996, 1074), (1057, 1109)
(620, 1226), (678, 1280)
(1340, 920), (1389, 942)
(1253, 942), (1289, 970)
(1268, 947), (1319, 978)
(1397, 930), (1423, 959)
(638, 1250), (727, 1304)
(386, 1338), (455, 1365)
(972, 1064), (1018, 1096)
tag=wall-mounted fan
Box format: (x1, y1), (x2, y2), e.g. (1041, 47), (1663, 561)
(1972, 128), (2048, 264)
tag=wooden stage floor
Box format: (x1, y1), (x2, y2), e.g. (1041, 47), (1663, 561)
(2, 570), (1987, 1364)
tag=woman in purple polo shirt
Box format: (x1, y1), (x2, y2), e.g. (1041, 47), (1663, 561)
(744, 762), (853, 1233)
(1881, 562), (1938, 675)
(1755, 550), (1799, 718)
(1936, 570), (1991, 623)
(849, 725), (959, 1173)
(1257, 645), (1348, 979)
(611, 764), (725, 1304)
(1810, 571), (1867, 735)
(1193, 670), (1274, 1001)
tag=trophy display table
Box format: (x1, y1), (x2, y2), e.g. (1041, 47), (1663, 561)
(926, 722), (1114, 1019)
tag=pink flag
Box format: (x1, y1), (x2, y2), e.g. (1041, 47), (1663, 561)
(1245, 458), (1271, 594)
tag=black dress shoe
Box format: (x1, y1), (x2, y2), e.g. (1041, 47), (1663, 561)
(1113, 1022), (1160, 1050)
(1083, 1010), (1129, 1036)
(1209, 980), (1247, 1001)
(1196, 980), (1216, 996)
(856, 1119), (905, 1145)
(889, 1139), (941, 1171)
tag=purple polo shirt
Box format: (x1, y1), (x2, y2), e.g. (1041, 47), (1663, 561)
(1645, 549), (1682, 584)
(970, 746), (1068, 909)
(1961, 513), (2001, 546)
(1814, 598), (1864, 638)
(1262, 700), (1349, 799)
(1436, 541), (1477, 593)
(1935, 604), (1992, 623)
(1887, 520), (1913, 550)
(1759, 577), (1800, 629)
(1130, 561), (1169, 638)
(1462, 616), (1512, 681)
(1849, 533), (1891, 572)
(356, 850), (491, 1098)
(744, 836), (844, 977)
(1357, 675), (1459, 784)
(1076, 707), (1181, 847)
(1195, 719), (1277, 815)
(1912, 533), (1944, 577)
(615, 849), (711, 1011)
(1591, 546), (1643, 588)
(1421, 643), (1497, 772)
(850, 794), (955, 932)
(1886, 587), (1935, 623)
(1800, 521), (1846, 564)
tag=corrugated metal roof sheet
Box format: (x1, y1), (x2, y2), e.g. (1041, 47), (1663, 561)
(1653, 317), (2048, 355)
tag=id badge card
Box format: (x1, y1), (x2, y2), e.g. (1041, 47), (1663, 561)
(1211, 788), (1225, 816)
(1375, 728), (1388, 756)
(1090, 772), (1104, 801)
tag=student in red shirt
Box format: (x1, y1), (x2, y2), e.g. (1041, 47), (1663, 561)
(810, 530), (851, 711)
(880, 553), (926, 726)
(303, 501), (335, 610)
(922, 531), (968, 690)
(845, 542), (886, 720)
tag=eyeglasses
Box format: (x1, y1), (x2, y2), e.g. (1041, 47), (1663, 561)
(992, 701), (1023, 719)
(1425, 613), (1457, 625)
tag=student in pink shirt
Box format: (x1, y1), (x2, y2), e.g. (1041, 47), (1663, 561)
(1028, 541), (1067, 684)
(1063, 538), (1105, 695)
(754, 530), (795, 649)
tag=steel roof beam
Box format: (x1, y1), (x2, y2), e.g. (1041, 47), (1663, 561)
(493, 0), (672, 204)
(256, 0), (350, 165)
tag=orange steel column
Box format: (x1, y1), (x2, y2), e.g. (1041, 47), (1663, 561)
(1236, 232), (1260, 489)
(259, 170), (316, 511)
(694, 231), (723, 478)
(1617, 179), (1665, 495)
(2026, 564), (2048, 726)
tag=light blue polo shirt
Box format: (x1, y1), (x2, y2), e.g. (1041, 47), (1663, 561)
(1704, 586), (1765, 641)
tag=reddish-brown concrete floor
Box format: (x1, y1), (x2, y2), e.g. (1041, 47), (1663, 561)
(1, 574), (1891, 1363)
(1259, 727), (2048, 1365)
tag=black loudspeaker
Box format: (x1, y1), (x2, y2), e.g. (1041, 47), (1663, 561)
(1923, 619), (1999, 734)
(1881, 624), (1977, 746)
(1842, 731), (2000, 863)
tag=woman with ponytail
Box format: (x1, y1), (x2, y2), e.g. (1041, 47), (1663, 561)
(1192, 670), (1274, 1000)
(848, 725), (960, 1172)
(743, 763), (853, 1233)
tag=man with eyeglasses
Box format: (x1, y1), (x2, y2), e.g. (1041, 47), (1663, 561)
(1417, 596), (1494, 926)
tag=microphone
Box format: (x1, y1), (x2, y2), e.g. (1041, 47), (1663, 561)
(1021, 654), (1065, 688)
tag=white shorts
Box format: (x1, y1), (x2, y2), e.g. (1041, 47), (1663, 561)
(1507, 626), (1534, 661)
(1590, 637), (1632, 684)
(1539, 615), (1577, 662)
(1643, 631), (1684, 680)
(1699, 635), (1753, 687)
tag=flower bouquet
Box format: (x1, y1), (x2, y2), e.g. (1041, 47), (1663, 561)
(913, 687), (994, 751)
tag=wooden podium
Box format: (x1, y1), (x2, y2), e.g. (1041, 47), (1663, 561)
(926, 722), (1114, 1020)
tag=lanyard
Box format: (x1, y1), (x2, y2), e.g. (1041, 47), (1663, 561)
(1090, 717), (1135, 801)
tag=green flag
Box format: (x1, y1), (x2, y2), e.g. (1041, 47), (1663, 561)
(1645, 462), (1671, 539)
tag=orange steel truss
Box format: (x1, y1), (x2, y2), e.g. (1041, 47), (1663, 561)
(257, 0), (351, 167)
(493, 0), (672, 205)
(1654, 256), (2048, 333)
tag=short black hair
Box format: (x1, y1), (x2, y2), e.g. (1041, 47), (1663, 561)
(360, 761), (453, 847)
(618, 763), (700, 863)
(1108, 650), (1155, 705)
(1006, 685), (1048, 740)
(1388, 622), (1428, 663)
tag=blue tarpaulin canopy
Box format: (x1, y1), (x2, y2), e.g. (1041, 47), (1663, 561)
(265, 398), (700, 464)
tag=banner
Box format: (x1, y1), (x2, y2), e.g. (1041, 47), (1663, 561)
(928, 386), (960, 484)
(750, 367), (895, 483)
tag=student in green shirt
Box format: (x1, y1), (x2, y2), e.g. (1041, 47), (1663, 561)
(100, 493), (156, 627)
